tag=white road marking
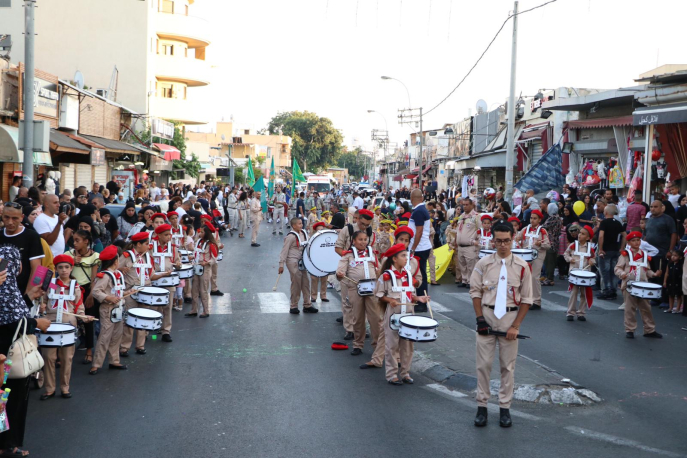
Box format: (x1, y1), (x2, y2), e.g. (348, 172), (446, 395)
(212, 294), (232, 314)
(549, 291), (620, 311)
(564, 426), (684, 457)
(428, 301), (451, 313)
(539, 298), (567, 312)
(425, 383), (468, 398)
(310, 296), (342, 313)
(257, 292), (291, 313)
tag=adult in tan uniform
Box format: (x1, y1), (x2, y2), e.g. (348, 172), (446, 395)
(470, 221), (533, 428)
(150, 224), (181, 341)
(336, 231), (384, 366)
(278, 218), (318, 314)
(250, 191), (263, 247)
(515, 209), (550, 310)
(335, 208), (375, 339)
(454, 198), (481, 288)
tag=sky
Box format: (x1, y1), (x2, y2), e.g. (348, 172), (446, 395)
(190, 0), (687, 156)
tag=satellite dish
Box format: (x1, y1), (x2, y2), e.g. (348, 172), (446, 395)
(74, 71), (84, 89)
(476, 99), (488, 115)
(221, 134), (226, 141)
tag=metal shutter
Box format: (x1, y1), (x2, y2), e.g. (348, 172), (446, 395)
(530, 142), (543, 167)
(94, 163), (108, 189)
(76, 164), (92, 188)
(61, 164), (75, 193)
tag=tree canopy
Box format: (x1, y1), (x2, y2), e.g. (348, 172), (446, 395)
(267, 111), (343, 173)
(337, 147), (366, 180)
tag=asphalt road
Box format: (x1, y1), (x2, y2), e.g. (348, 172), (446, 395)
(24, 221), (687, 458)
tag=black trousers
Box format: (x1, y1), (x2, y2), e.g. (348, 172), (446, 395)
(82, 284), (100, 349)
(649, 255), (669, 303)
(414, 249), (431, 297)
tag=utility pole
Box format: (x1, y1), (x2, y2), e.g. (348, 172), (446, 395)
(504, 0), (518, 202)
(22, 0), (36, 186)
(371, 128), (389, 187)
(397, 108), (423, 189)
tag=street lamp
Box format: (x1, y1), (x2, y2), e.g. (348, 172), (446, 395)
(381, 76), (411, 109)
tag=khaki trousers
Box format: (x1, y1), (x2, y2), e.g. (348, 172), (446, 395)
(251, 218), (261, 243)
(429, 249), (436, 282)
(239, 210), (249, 235)
(530, 255), (545, 305)
(383, 303), (414, 381)
(161, 286), (173, 334)
(120, 296), (147, 352)
(476, 307), (519, 409)
(453, 251), (462, 283)
(191, 268), (212, 315)
(287, 262), (311, 309)
(623, 290), (656, 334)
(211, 261), (219, 292)
(184, 275), (192, 299)
(41, 345), (75, 394)
(94, 302), (124, 369)
(566, 285), (588, 316)
(339, 280), (355, 333)
(310, 275), (328, 301)
(273, 209), (284, 233)
(457, 246), (478, 285)
(351, 293), (385, 366)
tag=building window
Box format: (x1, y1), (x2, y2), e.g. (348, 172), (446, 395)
(162, 44), (173, 56)
(185, 4), (189, 15)
(184, 47), (188, 58)
(161, 86), (173, 98)
(244, 129), (250, 135)
(161, 0), (173, 13)
(183, 86), (187, 99)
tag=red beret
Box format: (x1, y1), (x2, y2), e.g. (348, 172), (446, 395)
(131, 232), (150, 243)
(582, 225), (594, 239)
(383, 243), (408, 259)
(99, 245), (119, 261)
(53, 254), (74, 267)
(481, 214), (493, 221)
(313, 221), (325, 230)
(627, 231), (643, 241)
(531, 210), (543, 219)
(507, 216), (520, 224)
(203, 222), (217, 233)
(359, 209), (374, 220)
(331, 342), (349, 351)
(394, 226), (414, 239)
(151, 212), (167, 221)
(155, 224), (172, 234)
(200, 214), (212, 221)
(167, 211), (178, 218)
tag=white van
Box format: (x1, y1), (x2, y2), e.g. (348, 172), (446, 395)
(306, 175), (332, 194)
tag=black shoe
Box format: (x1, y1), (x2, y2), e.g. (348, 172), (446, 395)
(456, 283), (464, 288)
(577, 316), (586, 322)
(303, 306), (319, 313)
(251, 243), (260, 247)
(210, 290), (224, 296)
(607, 293), (618, 300)
(184, 313), (198, 317)
(108, 364), (128, 370)
(402, 377), (414, 384)
(499, 408), (512, 427)
(135, 348), (146, 355)
(343, 331), (354, 340)
(596, 292), (609, 299)
(289, 308), (300, 314)
(359, 363), (381, 370)
(474, 407), (488, 427)
(626, 332), (634, 339)
(643, 331), (663, 338)
(119, 351), (129, 358)
(388, 379), (403, 386)
(321, 298), (330, 302)
(365, 332), (370, 338)
(184, 297), (192, 304)
(61, 392), (72, 399)
(415, 304), (428, 313)
(162, 334), (173, 342)
(566, 316), (574, 321)
(40, 393), (55, 401)
(529, 304), (541, 311)
(336, 316), (343, 323)
(351, 348), (362, 356)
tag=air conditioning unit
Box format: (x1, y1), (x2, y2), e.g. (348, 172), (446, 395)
(95, 89), (110, 99)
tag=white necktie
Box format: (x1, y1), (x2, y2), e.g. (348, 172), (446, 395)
(495, 259), (508, 319)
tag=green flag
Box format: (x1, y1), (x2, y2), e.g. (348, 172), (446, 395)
(268, 156), (275, 199)
(254, 177), (268, 213)
(246, 157), (255, 187)
(293, 158), (306, 183)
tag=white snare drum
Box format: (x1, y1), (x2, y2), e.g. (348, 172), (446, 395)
(306, 230), (340, 274)
(37, 323), (77, 348)
(111, 305), (123, 323)
(125, 308), (162, 330)
(194, 264), (204, 276)
(568, 270), (596, 287)
(627, 281), (662, 299)
(399, 315), (438, 342)
(479, 249), (496, 259)
(217, 250), (224, 261)
(133, 287), (169, 306)
(357, 279), (375, 296)
(152, 272), (180, 287)
(512, 248), (538, 262)
(177, 264), (193, 279)
(389, 311), (412, 331)
(179, 250), (191, 264)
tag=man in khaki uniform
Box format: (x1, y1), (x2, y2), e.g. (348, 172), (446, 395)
(250, 191), (263, 247)
(279, 218), (318, 314)
(470, 221), (533, 428)
(150, 224), (181, 342)
(454, 198), (481, 287)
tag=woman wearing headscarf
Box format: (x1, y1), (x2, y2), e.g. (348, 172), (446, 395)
(99, 207), (118, 247)
(116, 201), (138, 241)
(562, 205), (578, 227)
(79, 216), (105, 253)
(542, 202), (563, 286)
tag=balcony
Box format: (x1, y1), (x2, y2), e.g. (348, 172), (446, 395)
(151, 97), (208, 126)
(156, 12), (211, 48)
(155, 54), (210, 87)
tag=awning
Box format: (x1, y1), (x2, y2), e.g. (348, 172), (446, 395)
(80, 134), (141, 154)
(406, 174), (418, 179)
(128, 143), (162, 157)
(152, 143), (181, 161)
(150, 155), (173, 171)
(50, 129), (90, 154)
(410, 164), (433, 174)
(200, 163), (213, 170)
(33, 152), (52, 166)
(0, 124), (22, 163)
(393, 174), (404, 182)
(567, 115), (633, 129)
(519, 122), (549, 141)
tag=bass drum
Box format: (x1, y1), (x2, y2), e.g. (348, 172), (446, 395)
(306, 230), (340, 274)
(302, 250), (329, 278)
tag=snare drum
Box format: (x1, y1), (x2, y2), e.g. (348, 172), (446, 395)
(37, 323), (77, 348)
(398, 315), (438, 342)
(512, 248), (538, 262)
(194, 264), (204, 276)
(627, 281), (662, 299)
(133, 287), (170, 306)
(152, 272), (180, 287)
(217, 250), (224, 261)
(357, 279), (375, 296)
(125, 308), (162, 330)
(177, 264), (194, 279)
(179, 250), (191, 264)
(479, 249), (496, 259)
(568, 270), (596, 287)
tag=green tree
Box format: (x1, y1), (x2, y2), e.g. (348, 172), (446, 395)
(170, 122), (202, 179)
(337, 147), (366, 179)
(266, 111), (343, 172)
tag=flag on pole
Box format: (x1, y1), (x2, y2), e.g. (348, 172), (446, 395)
(268, 156), (275, 199)
(246, 157), (255, 187)
(293, 158), (306, 182)
(254, 176), (268, 213)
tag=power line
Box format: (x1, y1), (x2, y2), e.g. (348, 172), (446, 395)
(424, 0), (560, 116)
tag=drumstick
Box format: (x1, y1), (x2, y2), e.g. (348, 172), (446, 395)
(427, 300), (434, 320)
(272, 273), (282, 291)
(62, 311), (99, 321)
(343, 276), (359, 285)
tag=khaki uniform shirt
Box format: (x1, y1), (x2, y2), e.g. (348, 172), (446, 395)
(469, 253), (533, 307)
(517, 225), (551, 254)
(279, 230), (307, 268)
(455, 210), (481, 247)
(337, 249), (378, 283)
(150, 240), (181, 274)
(250, 198), (263, 222)
(91, 270), (126, 307)
(372, 215), (380, 232)
(445, 225), (457, 247)
(335, 223), (375, 252)
(307, 213), (318, 233)
(46, 279), (83, 326)
(563, 241), (595, 270)
(614, 249), (658, 290)
(119, 251), (153, 288)
(374, 267), (416, 302)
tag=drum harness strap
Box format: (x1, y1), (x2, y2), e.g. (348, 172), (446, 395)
(352, 246), (377, 281)
(129, 250), (152, 287)
(102, 270), (126, 322)
(479, 228), (492, 248)
(387, 268), (414, 315)
(194, 240), (209, 264)
(628, 249), (648, 283)
(524, 224), (543, 249)
(171, 226), (184, 246)
(152, 240), (174, 272)
(287, 230), (308, 247)
(48, 278), (77, 323)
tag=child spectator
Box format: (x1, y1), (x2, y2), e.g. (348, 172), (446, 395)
(663, 249), (683, 314)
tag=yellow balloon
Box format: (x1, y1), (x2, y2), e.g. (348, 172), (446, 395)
(573, 200), (585, 216)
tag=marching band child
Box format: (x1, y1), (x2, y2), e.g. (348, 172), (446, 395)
(614, 231), (662, 339)
(378, 226), (423, 288)
(279, 218), (318, 314)
(479, 215), (493, 249)
(167, 211), (184, 248)
(182, 224), (195, 305)
(201, 215), (225, 297)
(186, 224), (218, 318)
(516, 210), (550, 310)
(337, 231), (384, 367)
(563, 225), (595, 321)
(375, 243), (430, 385)
(446, 218), (460, 280)
(310, 222), (329, 303)
(321, 210), (332, 226)
(372, 207), (382, 232)
(307, 206), (318, 233)
(150, 224), (181, 341)
(663, 249), (683, 314)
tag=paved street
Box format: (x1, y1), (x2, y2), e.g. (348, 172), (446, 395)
(27, 223), (687, 458)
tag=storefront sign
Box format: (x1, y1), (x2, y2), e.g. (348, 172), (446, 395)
(633, 108), (687, 126)
(151, 118), (174, 140)
(112, 171), (134, 198)
(23, 76), (59, 119)
(91, 148), (105, 166)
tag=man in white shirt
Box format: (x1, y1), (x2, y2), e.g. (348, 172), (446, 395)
(33, 194), (68, 257)
(353, 192), (365, 211)
(149, 182), (161, 202)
